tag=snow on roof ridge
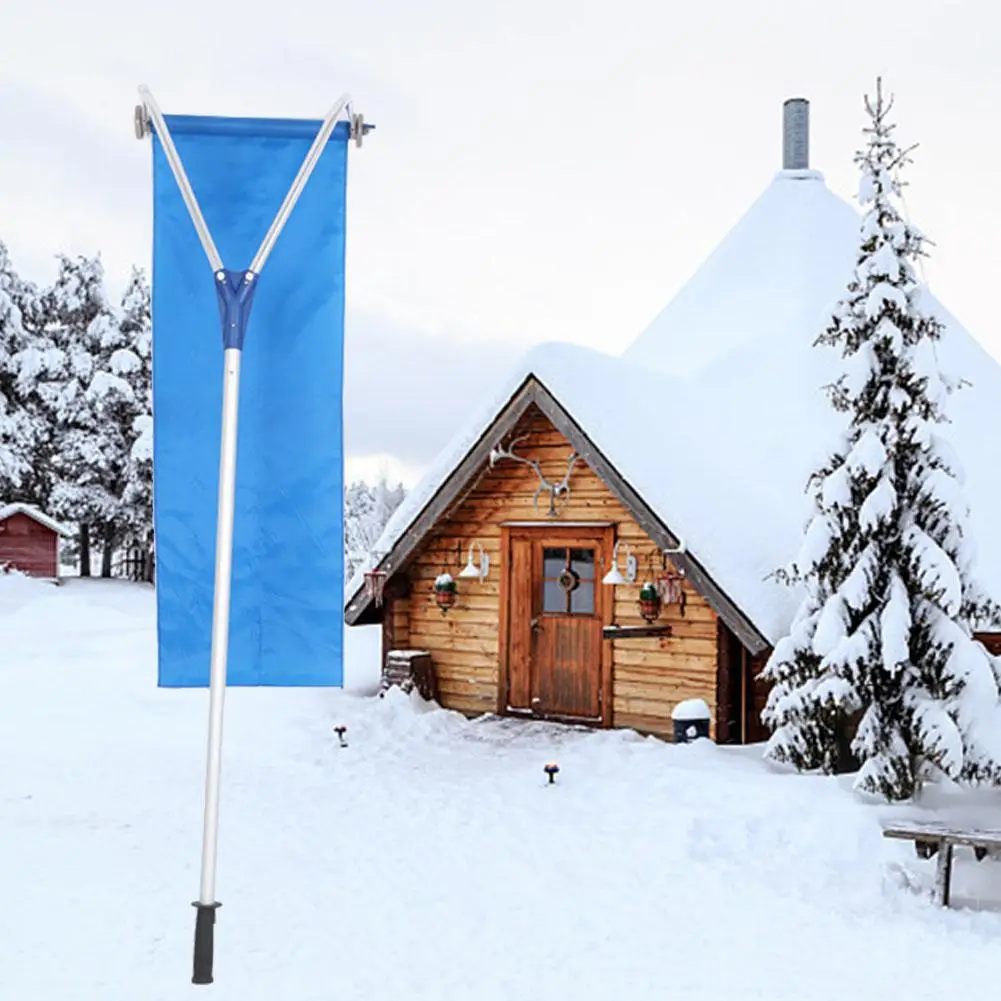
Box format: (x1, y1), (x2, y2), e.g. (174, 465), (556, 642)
(0, 502), (73, 537)
(621, 168), (859, 378)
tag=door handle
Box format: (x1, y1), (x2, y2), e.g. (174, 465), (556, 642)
(530, 617), (541, 632)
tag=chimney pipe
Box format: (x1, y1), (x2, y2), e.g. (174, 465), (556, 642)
(782, 98), (809, 170)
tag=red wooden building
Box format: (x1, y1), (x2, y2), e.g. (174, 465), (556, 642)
(0, 503), (73, 580)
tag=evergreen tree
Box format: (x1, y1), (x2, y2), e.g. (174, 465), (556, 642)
(344, 476), (406, 579)
(761, 79), (1001, 801)
(4, 250), (54, 508)
(117, 268), (154, 579)
(0, 241), (28, 495)
(43, 254), (126, 574)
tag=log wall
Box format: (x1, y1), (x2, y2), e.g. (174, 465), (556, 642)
(386, 406), (723, 739)
(0, 513), (58, 578)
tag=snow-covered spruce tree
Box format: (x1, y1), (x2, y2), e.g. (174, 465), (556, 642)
(2, 246), (52, 506)
(43, 254), (127, 575)
(116, 268), (154, 580)
(344, 477), (406, 579)
(762, 79), (1001, 801)
(0, 241), (29, 496)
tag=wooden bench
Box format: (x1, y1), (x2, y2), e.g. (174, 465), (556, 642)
(882, 820), (1001, 907)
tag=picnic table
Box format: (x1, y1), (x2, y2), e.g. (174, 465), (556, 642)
(882, 819), (1001, 907)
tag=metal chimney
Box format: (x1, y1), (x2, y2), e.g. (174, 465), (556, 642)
(782, 98), (809, 169)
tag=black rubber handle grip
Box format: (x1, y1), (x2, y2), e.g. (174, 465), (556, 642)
(192, 901), (221, 985)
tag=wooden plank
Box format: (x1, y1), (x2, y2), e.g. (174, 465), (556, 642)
(603, 624), (673, 639)
(614, 695), (717, 719)
(882, 823), (1001, 849)
(409, 605), (501, 626)
(408, 633), (498, 656)
(429, 648), (499, 670)
(608, 635), (717, 657)
(505, 532), (534, 711)
(614, 680), (717, 702)
(612, 648), (716, 672)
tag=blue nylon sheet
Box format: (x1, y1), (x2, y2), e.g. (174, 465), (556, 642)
(151, 114), (347, 687)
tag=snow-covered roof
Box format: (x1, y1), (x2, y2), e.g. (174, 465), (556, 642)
(346, 167), (1001, 647)
(0, 502), (73, 537)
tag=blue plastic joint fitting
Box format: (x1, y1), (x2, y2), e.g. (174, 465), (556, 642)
(215, 269), (259, 350)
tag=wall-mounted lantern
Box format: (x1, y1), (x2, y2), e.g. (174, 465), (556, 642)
(638, 581), (661, 622)
(457, 540), (489, 581)
(434, 572), (457, 614)
(602, 541), (637, 586)
(658, 541), (688, 614)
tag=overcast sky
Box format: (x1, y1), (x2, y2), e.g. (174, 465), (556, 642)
(3, 0), (999, 486)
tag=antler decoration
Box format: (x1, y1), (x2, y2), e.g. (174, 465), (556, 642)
(489, 435), (579, 517)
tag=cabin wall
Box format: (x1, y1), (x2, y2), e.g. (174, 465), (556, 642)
(390, 406), (722, 739)
(0, 513), (58, 578)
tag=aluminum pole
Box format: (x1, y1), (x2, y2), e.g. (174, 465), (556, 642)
(248, 93), (352, 276)
(138, 85), (224, 273)
(190, 345), (241, 984)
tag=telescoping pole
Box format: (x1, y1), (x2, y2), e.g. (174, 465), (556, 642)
(136, 85), (360, 985)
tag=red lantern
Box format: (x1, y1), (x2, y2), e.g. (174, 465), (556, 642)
(434, 573), (457, 614)
(638, 581), (661, 622)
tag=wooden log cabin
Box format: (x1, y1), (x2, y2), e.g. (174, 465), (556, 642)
(345, 372), (776, 744)
(344, 96), (1001, 743)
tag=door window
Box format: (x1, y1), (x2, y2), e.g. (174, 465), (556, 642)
(541, 547), (596, 615)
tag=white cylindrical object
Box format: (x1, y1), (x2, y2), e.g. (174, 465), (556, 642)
(198, 347), (242, 905)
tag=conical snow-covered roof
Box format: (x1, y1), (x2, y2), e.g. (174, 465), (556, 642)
(623, 167), (859, 377)
(349, 101), (1001, 645)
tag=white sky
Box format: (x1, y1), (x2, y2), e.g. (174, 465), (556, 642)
(3, 0), (1000, 487)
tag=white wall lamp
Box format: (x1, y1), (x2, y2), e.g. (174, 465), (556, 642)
(457, 540), (489, 581)
(602, 541), (637, 586)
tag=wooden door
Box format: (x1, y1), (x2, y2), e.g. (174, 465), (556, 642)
(502, 527), (611, 724)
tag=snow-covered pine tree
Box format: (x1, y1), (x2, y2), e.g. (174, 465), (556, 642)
(344, 477), (406, 579)
(3, 248), (54, 508)
(761, 79), (1001, 801)
(0, 241), (29, 496)
(43, 254), (126, 575)
(116, 268), (154, 580)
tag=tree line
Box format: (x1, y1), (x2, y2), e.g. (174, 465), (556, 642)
(0, 243), (152, 578)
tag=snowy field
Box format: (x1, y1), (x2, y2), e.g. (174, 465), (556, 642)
(3, 575), (1001, 1000)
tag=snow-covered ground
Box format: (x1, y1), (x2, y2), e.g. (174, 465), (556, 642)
(3, 574), (1001, 1000)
